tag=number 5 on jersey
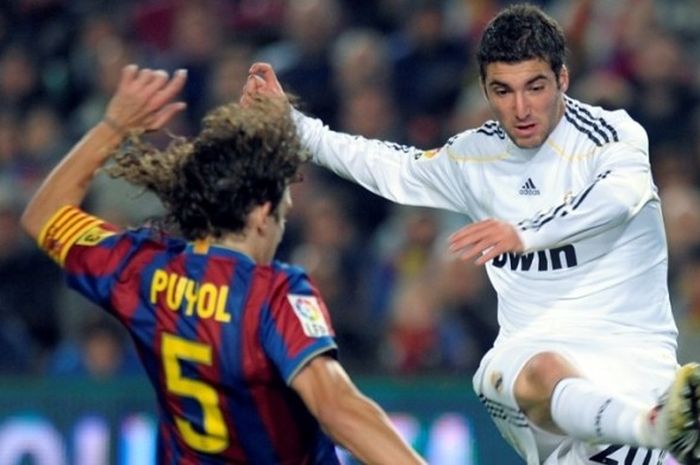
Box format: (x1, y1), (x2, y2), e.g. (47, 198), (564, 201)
(161, 333), (229, 453)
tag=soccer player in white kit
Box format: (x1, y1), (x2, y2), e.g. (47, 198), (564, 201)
(242, 3), (700, 464)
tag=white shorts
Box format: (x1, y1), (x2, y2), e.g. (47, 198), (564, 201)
(472, 334), (677, 465)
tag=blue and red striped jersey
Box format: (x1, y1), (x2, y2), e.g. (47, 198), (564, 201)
(38, 206), (341, 465)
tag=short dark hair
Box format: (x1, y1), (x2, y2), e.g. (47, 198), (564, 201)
(108, 98), (304, 240)
(477, 3), (566, 82)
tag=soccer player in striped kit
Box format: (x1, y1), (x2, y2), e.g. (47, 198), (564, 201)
(243, 3), (700, 465)
(21, 64), (426, 465)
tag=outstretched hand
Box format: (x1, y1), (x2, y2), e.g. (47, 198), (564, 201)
(103, 64), (188, 134)
(20, 64), (188, 241)
(449, 219), (525, 266)
(241, 62), (286, 106)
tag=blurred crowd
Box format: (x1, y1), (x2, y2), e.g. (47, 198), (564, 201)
(1, 0), (699, 378)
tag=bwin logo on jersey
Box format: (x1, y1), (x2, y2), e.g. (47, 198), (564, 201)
(492, 245), (578, 271)
(519, 178), (540, 196)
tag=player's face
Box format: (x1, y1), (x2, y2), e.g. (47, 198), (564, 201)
(483, 59), (568, 149)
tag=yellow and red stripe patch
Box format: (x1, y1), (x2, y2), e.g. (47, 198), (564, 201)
(37, 206), (111, 265)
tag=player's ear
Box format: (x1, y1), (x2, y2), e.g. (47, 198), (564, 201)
(558, 65), (570, 93)
(479, 75), (489, 102)
(250, 202), (273, 233)
(481, 83), (489, 103)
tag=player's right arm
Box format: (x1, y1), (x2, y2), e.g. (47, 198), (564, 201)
(20, 64), (187, 241)
(20, 64), (187, 312)
(291, 355), (427, 465)
(245, 62), (466, 214)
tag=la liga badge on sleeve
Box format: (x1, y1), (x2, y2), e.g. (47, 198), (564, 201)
(287, 294), (331, 338)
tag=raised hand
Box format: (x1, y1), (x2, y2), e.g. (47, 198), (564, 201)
(103, 65), (188, 134)
(448, 218), (525, 265)
(241, 62), (286, 106)
(20, 65), (188, 240)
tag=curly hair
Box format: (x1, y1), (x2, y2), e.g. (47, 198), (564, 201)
(477, 3), (566, 82)
(106, 97), (305, 240)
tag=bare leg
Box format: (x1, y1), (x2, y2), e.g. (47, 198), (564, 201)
(513, 351), (581, 434)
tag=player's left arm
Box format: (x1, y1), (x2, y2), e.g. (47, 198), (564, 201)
(291, 355), (427, 465)
(450, 141), (654, 265)
(20, 65), (187, 241)
(517, 141), (653, 251)
(264, 268), (425, 464)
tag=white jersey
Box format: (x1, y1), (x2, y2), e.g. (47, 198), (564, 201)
(294, 96), (677, 348)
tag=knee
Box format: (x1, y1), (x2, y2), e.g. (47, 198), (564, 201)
(513, 351), (580, 432)
(516, 351), (579, 402)
(523, 352), (574, 384)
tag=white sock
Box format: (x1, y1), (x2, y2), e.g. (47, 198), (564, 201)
(550, 378), (651, 446)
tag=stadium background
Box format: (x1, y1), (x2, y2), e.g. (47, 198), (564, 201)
(0, 0), (698, 463)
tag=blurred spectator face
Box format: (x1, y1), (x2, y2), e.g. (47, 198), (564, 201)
(286, 0), (340, 55)
(208, 46), (253, 106)
(333, 29), (391, 95)
(661, 185), (700, 261)
(291, 194), (355, 304)
(304, 195), (353, 249)
(71, 14), (127, 95)
(83, 330), (122, 378)
(571, 70), (633, 110)
(449, 83), (492, 135)
(391, 278), (438, 330)
(339, 86), (396, 139)
(390, 208), (440, 279)
(652, 146), (696, 190)
(81, 321), (125, 379)
(0, 46), (37, 104)
(434, 255), (486, 305)
(22, 105), (63, 164)
(404, 209), (439, 250)
(80, 14), (120, 52)
(0, 112), (19, 164)
(96, 39), (132, 96)
(384, 277), (441, 373)
(631, 33), (683, 86)
(172, 3), (222, 62)
(408, 5), (443, 49)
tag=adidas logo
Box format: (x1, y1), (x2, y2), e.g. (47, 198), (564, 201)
(519, 178), (540, 196)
